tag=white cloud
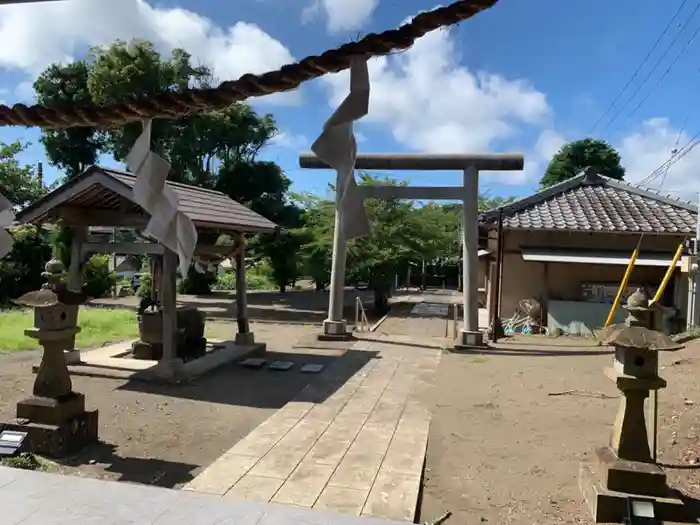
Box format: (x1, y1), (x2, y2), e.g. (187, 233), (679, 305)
(515, 128), (566, 186)
(0, 0), (300, 105)
(321, 25), (550, 157)
(319, 23), (551, 186)
(269, 130), (309, 150)
(616, 118), (700, 192)
(302, 0), (377, 33)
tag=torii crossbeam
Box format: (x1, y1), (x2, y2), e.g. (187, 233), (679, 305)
(299, 152), (524, 348)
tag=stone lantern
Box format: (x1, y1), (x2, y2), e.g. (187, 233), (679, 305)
(579, 289), (690, 523)
(0, 259), (98, 457)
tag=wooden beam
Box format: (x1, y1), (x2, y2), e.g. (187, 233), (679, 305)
(161, 249), (178, 363)
(194, 245), (237, 256)
(58, 208), (149, 228)
(68, 227), (88, 291)
(81, 242), (163, 257)
(235, 233), (250, 335)
(359, 185), (464, 200)
(299, 152), (525, 171)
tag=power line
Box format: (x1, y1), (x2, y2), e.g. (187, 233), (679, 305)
(608, 18), (700, 138)
(659, 114), (688, 187)
(638, 131), (700, 186)
(591, 0), (690, 134)
(598, 0), (700, 137)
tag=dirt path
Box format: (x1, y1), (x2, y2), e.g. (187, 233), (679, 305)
(0, 321), (358, 488)
(373, 294), (700, 524)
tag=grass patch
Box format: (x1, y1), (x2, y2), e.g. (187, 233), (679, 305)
(0, 308), (139, 353)
(470, 356), (489, 363)
(0, 453), (60, 472)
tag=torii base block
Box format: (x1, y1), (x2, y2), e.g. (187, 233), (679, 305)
(317, 319), (354, 342)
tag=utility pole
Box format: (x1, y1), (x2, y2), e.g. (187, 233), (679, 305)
(685, 192), (700, 331)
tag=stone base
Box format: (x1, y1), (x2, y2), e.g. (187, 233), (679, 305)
(454, 329), (486, 350)
(235, 332), (256, 346)
(63, 349), (81, 365)
(16, 392), (85, 426)
(132, 340), (162, 360)
(595, 445), (668, 497)
(579, 461), (692, 523)
(1, 409), (99, 459)
(318, 319), (354, 341)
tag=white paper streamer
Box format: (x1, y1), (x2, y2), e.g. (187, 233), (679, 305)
(311, 57), (370, 239)
(0, 193), (15, 259)
(126, 121), (198, 276)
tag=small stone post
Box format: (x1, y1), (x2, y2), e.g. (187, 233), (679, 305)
(579, 289), (689, 523)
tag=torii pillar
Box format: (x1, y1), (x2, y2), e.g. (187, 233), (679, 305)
(299, 153), (524, 348)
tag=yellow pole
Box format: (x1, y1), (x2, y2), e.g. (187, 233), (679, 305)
(650, 240), (685, 305)
(605, 236), (643, 327)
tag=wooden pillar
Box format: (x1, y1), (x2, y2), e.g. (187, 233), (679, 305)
(160, 248), (178, 365)
(67, 226), (87, 292)
(235, 233), (255, 345)
(65, 226), (87, 364)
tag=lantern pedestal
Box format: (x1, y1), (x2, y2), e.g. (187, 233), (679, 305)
(6, 326), (99, 458)
(579, 289), (694, 523)
(0, 260), (98, 458)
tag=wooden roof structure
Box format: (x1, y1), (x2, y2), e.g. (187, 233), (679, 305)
(16, 166), (279, 234)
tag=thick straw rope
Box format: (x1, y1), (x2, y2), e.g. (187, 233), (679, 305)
(0, 0), (498, 129)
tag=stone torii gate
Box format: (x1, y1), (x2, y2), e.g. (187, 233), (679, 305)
(299, 152), (524, 348)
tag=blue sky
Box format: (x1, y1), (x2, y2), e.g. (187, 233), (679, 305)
(0, 0), (698, 199)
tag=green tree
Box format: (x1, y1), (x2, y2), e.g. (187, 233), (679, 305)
(540, 138), (625, 187)
(34, 61), (105, 179)
(478, 194), (516, 211)
(0, 226), (52, 304)
(0, 141), (45, 208)
(34, 39), (293, 295)
(294, 193), (335, 291)
(87, 40), (212, 164)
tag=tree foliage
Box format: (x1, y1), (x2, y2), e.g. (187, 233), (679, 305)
(34, 61), (105, 180)
(32, 38), (293, 295)
(23, 37), (524, 309)
(0, 141), (45, 208)
(540, 138), (625, 188)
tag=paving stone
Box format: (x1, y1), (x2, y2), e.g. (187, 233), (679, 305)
(246, 447), (307, 480)
(300, 364), (325, 373)
(351, 423), (396, 456)
(381, 437), (427, 476)
(362, 471), (421, 522)
(303, 433), (354, 466)
(275, 401), (315, 420)
(239, 358), (266, 369)
(0, 466), (406, 525)
(225, 474), (285, 503)
(269, 361), (294, 371)
(303, 404), (344, 423)
(226, 417), (300, 458)
(183, 454), (259, 495)
(315, 486), (369, 516)
(365, 400), (405, 427)
(271, 463), (335, 507)
(328, 452), (384, 491)
(153, 494), (267, 524)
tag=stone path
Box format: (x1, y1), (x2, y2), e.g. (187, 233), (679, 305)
(0, 465), (405, 524)
(184, 338), (439, 522)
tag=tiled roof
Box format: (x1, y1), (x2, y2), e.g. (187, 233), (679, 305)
(104, 168), (278, 233)
(17, 166), (279, 234)
(480, 168), (697, 234)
